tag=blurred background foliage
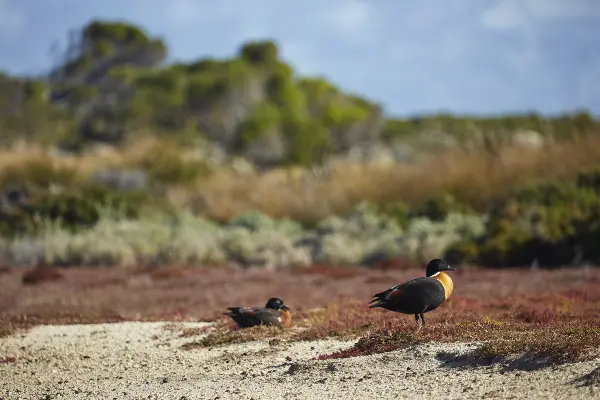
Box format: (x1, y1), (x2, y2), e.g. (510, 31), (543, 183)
(1, 20), (600, 270)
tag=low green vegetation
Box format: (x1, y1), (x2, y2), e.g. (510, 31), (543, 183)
(2, 169), (600, 269)
(0, 197), (483, 267)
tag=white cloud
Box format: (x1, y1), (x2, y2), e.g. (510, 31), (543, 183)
(0, 0), (25, 37)
(318, 0), (374, 42)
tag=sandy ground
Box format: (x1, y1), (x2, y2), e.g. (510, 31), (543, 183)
(0, 322), (598, 400)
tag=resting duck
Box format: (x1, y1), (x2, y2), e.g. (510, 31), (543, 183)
(369, 258), (456, 327)
(223, 297), (292, 328)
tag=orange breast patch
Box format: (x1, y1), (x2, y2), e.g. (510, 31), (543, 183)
(280, 310), (292, 328)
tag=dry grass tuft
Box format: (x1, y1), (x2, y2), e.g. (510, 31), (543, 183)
(179, 325), (212, 338)
(161, 322), (213, 338)
(181, 322), (286, 349)
(319, 321), (600, 364)
(21, 265), (64, 285)
(0, 316), (32, 338)
(471, 326), (600, 363)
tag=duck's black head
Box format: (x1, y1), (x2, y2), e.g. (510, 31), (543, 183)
(265, 297), (290, 311)
(425, 258), (455, 277)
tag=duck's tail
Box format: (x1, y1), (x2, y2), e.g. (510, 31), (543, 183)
(223, 307), (242, 317)
(368, 285), (399, 308)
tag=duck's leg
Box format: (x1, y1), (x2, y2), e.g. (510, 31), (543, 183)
(420, 313), (426, 326)
(413, 314), (422, 333)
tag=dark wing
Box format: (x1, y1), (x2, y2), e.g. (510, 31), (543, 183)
(370, 277), (445, 314)
(370, 278), (429, 304)
(223, 307), (263, 327)
(224, 307), (282, 328)
(254, 308), (283, 327)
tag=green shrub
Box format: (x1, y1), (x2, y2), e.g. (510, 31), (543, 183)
(265, 62), (304, 109)
(400, 213), (485, 264)
(577, 168), (600, 190)
(0, 211), (313, 268)
(443, 239), (479, 265)
(226, 210), (303, 235)
(459, 178), (600, 267)
(239, 40), (279, 66)
(379, 201), (410, 228)
(133, 143), (211, 185)
(0, 184), (148, 237)
(235, 103), (281, 151)
(410, 194), (475, 222)
(83, 21), (151, 45)
(283, 114), (329, 166)
(314, 202), (484, 265)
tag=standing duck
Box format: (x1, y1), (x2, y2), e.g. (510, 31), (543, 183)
(369, 259), (456, 327)
(223, 297), (292, 328)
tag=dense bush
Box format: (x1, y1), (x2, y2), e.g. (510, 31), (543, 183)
(0, 184), (148, 237)
(444, 169), (600, 267)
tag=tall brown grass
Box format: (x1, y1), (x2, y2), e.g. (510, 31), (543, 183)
(196, 131), (600, 222)
(2, 132), (600, 223)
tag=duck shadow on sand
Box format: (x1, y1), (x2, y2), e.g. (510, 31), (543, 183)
(571, 366), (600, 388)
(435, 349), (559, 372)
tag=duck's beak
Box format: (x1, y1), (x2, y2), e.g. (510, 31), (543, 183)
(281, 305), (290, 311)
(447, 265), (456, 271)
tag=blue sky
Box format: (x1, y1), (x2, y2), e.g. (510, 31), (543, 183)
(1, 0), (599, 117)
